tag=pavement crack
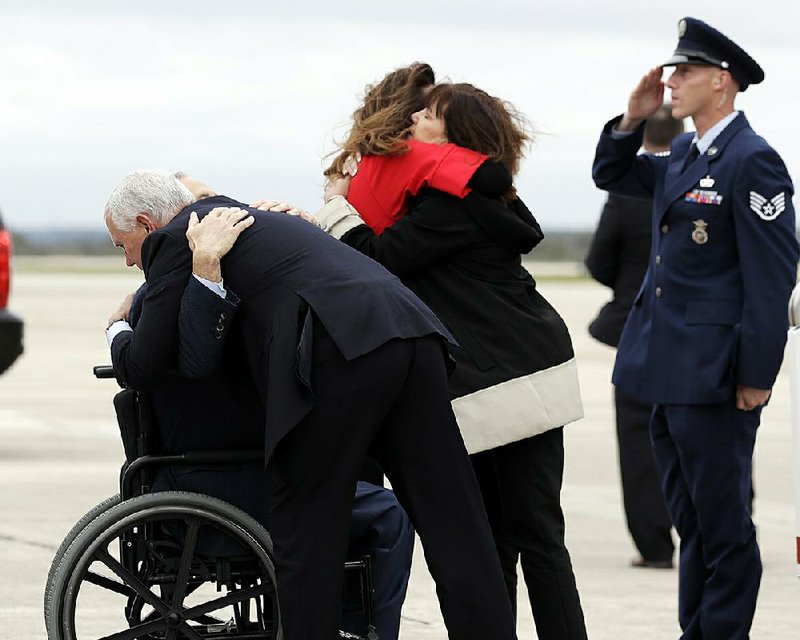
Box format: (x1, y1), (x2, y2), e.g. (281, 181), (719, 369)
(0, 533), (58, 552)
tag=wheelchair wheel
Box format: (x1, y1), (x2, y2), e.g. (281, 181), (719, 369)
(45, 491), (281, 639)
(45, 493), (122, 617)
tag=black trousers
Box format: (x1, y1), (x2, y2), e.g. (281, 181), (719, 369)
(615, 388), (674, 562)
(471, 429), (587, 640)
(268, 334), (517, 640)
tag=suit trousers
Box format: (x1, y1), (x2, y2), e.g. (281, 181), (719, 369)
(650, 401), (761, 640)
(268, 332), (517, 640)
(340, 481), (414, 640)
(471, 429), (588, 640)
(615, 389), (674, 562)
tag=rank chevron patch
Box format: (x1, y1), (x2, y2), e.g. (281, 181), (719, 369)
(749, 191), (786, 221)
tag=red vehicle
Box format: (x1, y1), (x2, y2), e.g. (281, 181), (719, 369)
(0, 209), (23, 374)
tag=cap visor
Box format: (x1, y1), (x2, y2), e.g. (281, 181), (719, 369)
(662, 53), (690, 66)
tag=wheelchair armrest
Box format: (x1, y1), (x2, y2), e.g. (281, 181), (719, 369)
(120, 450), (265, 499)
(93, 365), (117, 379)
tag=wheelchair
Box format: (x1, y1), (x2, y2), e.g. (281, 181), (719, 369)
(44, 366), (378, 640)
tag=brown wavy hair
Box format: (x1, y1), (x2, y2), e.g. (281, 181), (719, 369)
(324, 62), (435, 178)
(425, 83), (532, 177)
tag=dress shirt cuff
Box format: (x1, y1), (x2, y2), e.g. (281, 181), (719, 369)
(106, 320), (132, 347)
(315, 195), (365, 240)
(610, 127), (636, 139)
(193, 274), (227, 299)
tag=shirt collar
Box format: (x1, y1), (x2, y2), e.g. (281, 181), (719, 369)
(692, 111), (740, 154)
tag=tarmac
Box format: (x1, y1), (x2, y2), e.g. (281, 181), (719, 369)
(1, 261), (799, 639)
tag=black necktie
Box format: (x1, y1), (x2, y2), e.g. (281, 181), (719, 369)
(683, 143), (700, 172)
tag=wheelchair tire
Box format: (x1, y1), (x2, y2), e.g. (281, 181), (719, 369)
(44, 493), (121, 627)
(45, 491), (281, 640)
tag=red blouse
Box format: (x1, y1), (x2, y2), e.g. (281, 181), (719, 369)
(347, 139), (488, 234)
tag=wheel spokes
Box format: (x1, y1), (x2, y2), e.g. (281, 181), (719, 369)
(182, 582), (272, 619)
(170, 517), (200, 609)
(58, 498), (279, 639)
(83, 571), (135, 598)
(94, 548), (170, 617)
(96, 616), (166, 640)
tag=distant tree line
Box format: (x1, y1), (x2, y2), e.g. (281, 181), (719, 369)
(11, 229), (598, 261)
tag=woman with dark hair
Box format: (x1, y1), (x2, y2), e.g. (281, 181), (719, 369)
(317, 82), (588, 640)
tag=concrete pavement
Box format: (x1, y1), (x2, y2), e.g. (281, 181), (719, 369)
(1, 263), (798, 638)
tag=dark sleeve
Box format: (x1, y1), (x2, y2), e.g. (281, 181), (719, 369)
(584, 196), (622, 288)
(110, 230), (192, 390)
(461, 193), (543, 254)
(592, 114), (663, 198)
(467, 161), (513, 198)
(175, 276), (241, 378)
(732, 146), (799, 389)
(341, 193), (478, 276)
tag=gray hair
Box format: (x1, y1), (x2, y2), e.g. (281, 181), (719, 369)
(105, 169), (195, 231)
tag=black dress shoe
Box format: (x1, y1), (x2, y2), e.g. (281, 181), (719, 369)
(631, 557), (674, 569)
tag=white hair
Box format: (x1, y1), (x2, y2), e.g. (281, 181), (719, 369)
(104, 169), (195, 231)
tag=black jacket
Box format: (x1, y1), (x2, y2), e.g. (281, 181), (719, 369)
(340, 189), (583, 453)
(585, 192), (652, 347)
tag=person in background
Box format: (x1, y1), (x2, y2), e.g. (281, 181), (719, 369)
(585, 104), (684, 570)
(592, 17), (798, 639)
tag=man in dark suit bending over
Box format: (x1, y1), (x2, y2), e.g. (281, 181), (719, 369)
(103, 170), (518, 640)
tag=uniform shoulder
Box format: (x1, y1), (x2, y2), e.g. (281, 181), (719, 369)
(734, 120), (783, 157)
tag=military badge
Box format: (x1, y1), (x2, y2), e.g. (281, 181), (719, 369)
(691, 219), (708, 244)
(707, 146), (718, 156)
(678, 19), (687, 36)
(699, 176), (715, 188)
(749, 191), (786, 221)
(685, 189), (723, 205)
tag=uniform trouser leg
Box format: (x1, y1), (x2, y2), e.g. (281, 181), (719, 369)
(268, 335), (517, 640)
(650, 402), (761, 640)
(340, 481), (414, 640)
(471, 430), (588, 640)
(614, 388), (674, 562)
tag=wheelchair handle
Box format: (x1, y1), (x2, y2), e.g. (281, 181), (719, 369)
(93, 365), (116, 379)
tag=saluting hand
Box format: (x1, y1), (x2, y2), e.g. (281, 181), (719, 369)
(619, 67), (665, 131)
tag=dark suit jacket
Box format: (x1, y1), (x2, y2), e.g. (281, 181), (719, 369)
(585, 192), (652, 347)
(593, 113), (798, 404)
(128, 282), (268, 527)
(111, 195), (451, 463)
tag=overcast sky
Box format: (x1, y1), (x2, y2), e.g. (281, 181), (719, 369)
(1, 0), (797, 232)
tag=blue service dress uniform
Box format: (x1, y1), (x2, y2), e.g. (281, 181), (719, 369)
(593, 112), (798, 639)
